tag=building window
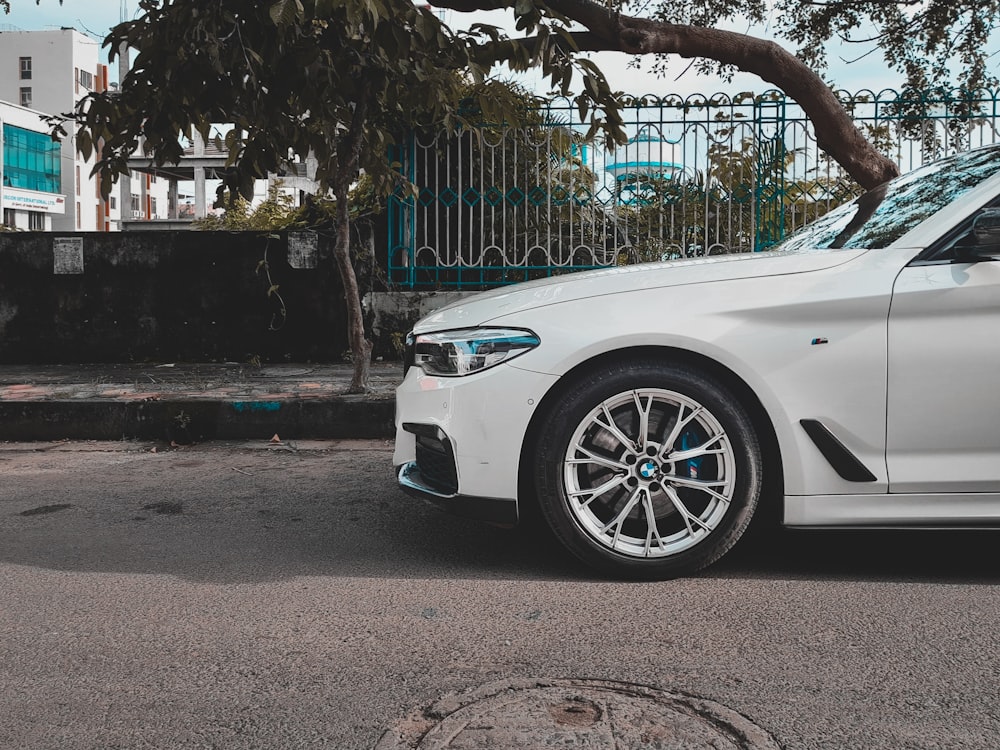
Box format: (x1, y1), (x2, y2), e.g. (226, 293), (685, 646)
(3, 209), (15, 228)
(19, 87), (31, 108)
(130, 195), (140, 217)
(109, 196), (117, 210)
(76, 202), (81, 229)
(150, 197), (157, 217)
(28, 211), (44, 231)
(78, 69), (94, 91)
(19, 57), (31, 80)
(76, 165), (81, 196)
(2, 123), (61, 193)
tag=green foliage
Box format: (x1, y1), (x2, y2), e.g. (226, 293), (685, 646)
(193, 182), (299, 231)
(58, 0), (624, 209)
(21, 0), (987, 197)
(610, 129), (856, 260)
(10, 0), (997, 145)
(646, 0), (997, 94)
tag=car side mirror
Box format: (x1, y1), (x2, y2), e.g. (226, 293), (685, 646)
(956, 208), (1000, 261)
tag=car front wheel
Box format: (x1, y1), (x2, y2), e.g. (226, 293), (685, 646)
(534, 359), (762, 579)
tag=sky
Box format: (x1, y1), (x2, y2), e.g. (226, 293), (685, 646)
(1, 0), (909, 98)
(0, 0), (129, 42)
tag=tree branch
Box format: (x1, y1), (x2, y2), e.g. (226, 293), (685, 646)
(615, 21), (898, 186)
(433, 0), (900, 188)
(431, 0), (511, 10)
(473, 30), (620, 65)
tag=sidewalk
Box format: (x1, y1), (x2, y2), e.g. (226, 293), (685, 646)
(0, 362), (402, 443)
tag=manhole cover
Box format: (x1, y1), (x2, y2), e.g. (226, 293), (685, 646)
(376, 678), (780, 749)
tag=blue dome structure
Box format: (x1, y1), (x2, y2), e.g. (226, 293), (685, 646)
(606, 129), (684, 205)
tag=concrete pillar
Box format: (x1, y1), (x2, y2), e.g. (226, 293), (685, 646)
(118, 43), (131, 228)
(194, 167), (206, 218)
(193, 131), (206, 218)
(168, 178), (178, 219)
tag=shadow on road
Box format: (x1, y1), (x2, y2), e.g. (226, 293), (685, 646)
(711, 525), (1000, 584)
(1, 444), (998, 585)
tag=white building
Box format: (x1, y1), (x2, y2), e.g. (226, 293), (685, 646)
(0, 27), (169, 231)
(2, 27), (320, 231)
(0, 100), (66, 230)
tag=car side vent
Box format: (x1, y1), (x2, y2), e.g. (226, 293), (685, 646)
(800, 419), (878, 482)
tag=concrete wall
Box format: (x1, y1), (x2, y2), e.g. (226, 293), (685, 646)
(0, 231), (354, 363)
(366, 290), (477, 361)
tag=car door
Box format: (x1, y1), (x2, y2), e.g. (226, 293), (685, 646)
(886, 217), (1000, 493)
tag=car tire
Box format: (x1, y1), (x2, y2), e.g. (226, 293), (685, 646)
(534, 358), (762, 580)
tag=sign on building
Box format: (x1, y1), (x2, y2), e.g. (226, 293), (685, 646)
(2, 186), (66, 214)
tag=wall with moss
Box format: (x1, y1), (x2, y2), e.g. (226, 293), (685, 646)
(0, 231), (355, 364)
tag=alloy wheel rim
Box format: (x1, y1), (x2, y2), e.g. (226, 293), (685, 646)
(561, 388), (737, 559)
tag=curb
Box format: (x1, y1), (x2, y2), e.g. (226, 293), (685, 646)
(0, 396), (396, 442)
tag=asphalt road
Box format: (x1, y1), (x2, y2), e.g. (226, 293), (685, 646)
(1, 440), (999, 749)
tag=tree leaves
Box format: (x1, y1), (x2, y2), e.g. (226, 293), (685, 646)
(60, 0), (642, 209)
(268, 0), (304, 26)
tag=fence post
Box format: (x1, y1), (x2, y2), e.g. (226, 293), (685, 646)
(753, 93), (788, 250)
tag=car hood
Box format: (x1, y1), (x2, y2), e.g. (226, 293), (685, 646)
(414, 248), (868, 332)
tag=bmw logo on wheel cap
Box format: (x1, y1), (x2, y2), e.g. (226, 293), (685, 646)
(639, 460), (658, 479)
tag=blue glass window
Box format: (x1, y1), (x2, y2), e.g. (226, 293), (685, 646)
(3, 123), (62, 194)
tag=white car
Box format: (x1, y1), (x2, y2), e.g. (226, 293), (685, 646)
(393, 144), (1000, 579)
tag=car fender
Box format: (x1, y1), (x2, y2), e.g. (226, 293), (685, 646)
(499, 251), (903, 497)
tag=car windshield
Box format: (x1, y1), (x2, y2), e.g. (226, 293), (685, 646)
(773, 144), (1000, 253)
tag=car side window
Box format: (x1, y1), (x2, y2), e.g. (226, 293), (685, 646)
(921, 202), (1000, 264)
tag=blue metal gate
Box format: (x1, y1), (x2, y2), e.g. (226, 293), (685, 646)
(389, 88), (1000, 290)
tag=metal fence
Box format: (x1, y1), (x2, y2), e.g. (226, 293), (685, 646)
(388, 87), (1000, 290)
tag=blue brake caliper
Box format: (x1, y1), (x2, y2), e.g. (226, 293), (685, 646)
(680, 430), (702, 479)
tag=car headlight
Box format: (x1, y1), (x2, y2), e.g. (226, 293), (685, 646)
(411, 328), (540, 377)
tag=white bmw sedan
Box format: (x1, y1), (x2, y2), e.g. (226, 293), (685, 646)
(393, 144), (1000, 579)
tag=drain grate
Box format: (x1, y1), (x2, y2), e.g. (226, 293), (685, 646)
(376, 678), (781, 749)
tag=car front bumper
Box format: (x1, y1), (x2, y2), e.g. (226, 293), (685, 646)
(396, 460), (519, 525)
(393, 362), (559, 523)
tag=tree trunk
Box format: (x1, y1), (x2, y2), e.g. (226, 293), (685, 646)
(434, 0), (899, 190)
(333, 184), (373, 394)
(332, 90), (374, 393)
